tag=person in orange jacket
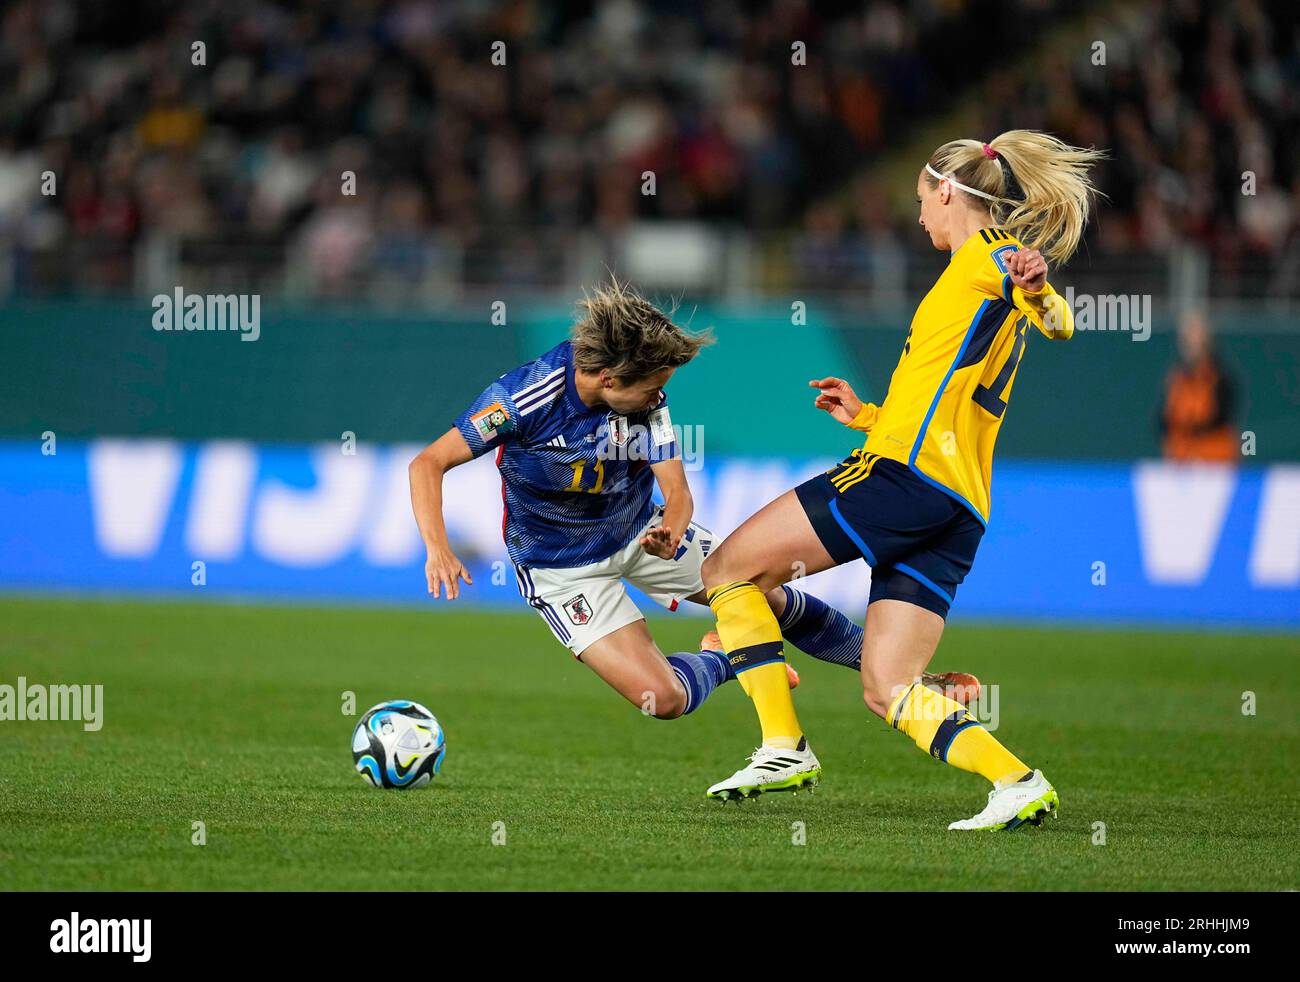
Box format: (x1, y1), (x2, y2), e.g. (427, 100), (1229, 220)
(1161, 311), (1240, 462)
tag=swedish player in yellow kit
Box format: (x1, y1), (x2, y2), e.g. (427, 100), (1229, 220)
(699, 130), (1103, 828)
(845, 223), (1073, 522)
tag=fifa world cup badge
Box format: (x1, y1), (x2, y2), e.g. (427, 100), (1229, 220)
(471, 402), (513, 442)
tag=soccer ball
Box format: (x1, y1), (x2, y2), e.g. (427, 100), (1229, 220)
(351, 700), (446, 789)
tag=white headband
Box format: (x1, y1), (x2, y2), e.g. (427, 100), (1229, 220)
(925, 163), (1002, 203)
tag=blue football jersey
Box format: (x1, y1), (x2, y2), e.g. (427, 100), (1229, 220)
(454, 341), (680, 568)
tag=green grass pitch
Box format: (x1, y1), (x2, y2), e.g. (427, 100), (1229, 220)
(1, 595), (1296, 891)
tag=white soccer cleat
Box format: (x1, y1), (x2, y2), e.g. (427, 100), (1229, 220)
(947, 769), (1059, 831)
(706, 738), (821, 800)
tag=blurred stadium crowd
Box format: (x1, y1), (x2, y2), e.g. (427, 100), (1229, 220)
(0, 0), (1297, 298)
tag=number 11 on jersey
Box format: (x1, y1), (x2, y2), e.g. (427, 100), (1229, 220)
(566, 458), (605, 494)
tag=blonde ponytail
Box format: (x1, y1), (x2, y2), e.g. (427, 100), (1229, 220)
(924, 130), (1105, 266)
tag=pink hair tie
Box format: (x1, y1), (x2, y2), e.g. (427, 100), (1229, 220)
(982, 143), (998, 159)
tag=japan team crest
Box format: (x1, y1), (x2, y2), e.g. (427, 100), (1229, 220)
(607, 413), (629, 447)
(563, 594), (594, 625)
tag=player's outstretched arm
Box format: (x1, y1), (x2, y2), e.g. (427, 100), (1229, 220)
(409, 428), (475, 599)
(644, 458), (693, 559)
(809, 377), (878, 431)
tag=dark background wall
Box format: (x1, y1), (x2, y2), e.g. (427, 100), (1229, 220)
(4, 298), (1296, 461)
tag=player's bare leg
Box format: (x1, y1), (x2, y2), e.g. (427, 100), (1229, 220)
(578, 620), (687, 718)
(702, 490), (840, 594)
(858, 598), (946, 721)
(577, 619), (746, 721)
(860, 598), (1057, 830)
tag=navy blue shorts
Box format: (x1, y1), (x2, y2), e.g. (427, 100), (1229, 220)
(794, 452), (984, 619)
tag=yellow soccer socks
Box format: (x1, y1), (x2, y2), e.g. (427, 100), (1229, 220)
(706, 581), (802, 750)
(887, 681), (1029, 784)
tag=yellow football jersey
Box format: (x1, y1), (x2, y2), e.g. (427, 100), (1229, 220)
(848, 227), (1074, 523)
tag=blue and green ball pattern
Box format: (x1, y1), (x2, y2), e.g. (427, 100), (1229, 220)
(351, 700), (446, 790)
